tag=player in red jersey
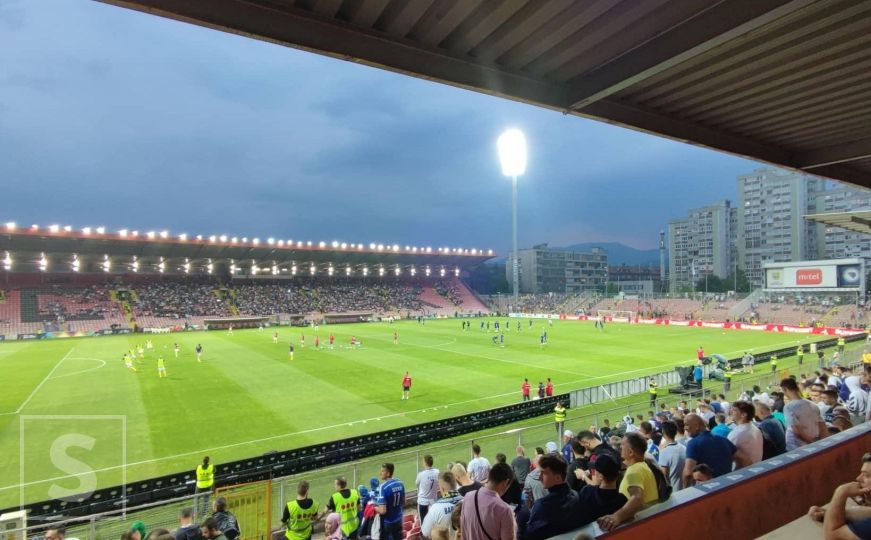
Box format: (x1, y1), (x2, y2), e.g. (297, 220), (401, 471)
(402, 372), (412, 400)
(315, 335), (320, 349)
(521, 378), (531, 401)
(329, 334), (334, 349)
(545, 378), (554, 397)
(300, 334), (305, 348)
(697, 346), (705, 362)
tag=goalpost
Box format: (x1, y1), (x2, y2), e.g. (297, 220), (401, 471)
(597, 309), (635, 321)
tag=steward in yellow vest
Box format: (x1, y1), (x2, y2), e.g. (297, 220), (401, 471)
(196, 457), (215, 491)
(325, 476), (360, 538)
(283, 480), (320, 540)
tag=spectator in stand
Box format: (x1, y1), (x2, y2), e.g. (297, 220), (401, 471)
(523, 453), (547, 505)
(574, 454), (628, 527)
(598, 433), (659, 532)
(682, 413), (737, 485)
(451, 463), (481, 496)
(324, 514), (343, 540)
(638, 422), (659, 460)
(174, 509), (203, 540)
(576, 431), (620, 473)
(468, 444), (491, 483)
(460, 462), (516, 540)
(754, 402), (786, 458)
(566, 439), (587, 492)
(658, 421), (686, 492)
(211, 498), (240, 540)
(200, 519), (226, 540)
(807, 452), (871, 539)
(781, 377), (826, 450)
(45, 526), (78, 540)
(728, 401), (763, 468)
(711, 413), (732, 438)
(691, 464), (714, 484)
(488, 454), (520, 508)
(420, 471), (462, 540)
(416, 455), (440, 521)
(560, 430), (575, 463)
(511, 446), (531, 485)
(375, 463), (405, 540)
(517, 454), (578, 540)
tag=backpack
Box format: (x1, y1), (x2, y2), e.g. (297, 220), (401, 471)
(644, 458), (672, 503)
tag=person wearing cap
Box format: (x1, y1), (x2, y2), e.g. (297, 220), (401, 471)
(553, 401), (567, 440)
(560, 430), (574, 463)
(573, 454), (627, 527)
(621, 415), (638, 433)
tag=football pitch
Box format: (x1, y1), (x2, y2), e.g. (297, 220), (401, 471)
(0, 318), (824, 508)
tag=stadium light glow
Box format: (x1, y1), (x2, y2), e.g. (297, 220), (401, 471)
(49, 224), (60, 233)
(277, 240), (284, 246)
(362, 266), (369, 276)
(39, 253), (48, 272)
(455, 267), (460, 277)
(369, 243), (376, 249)
(4, 222), (15, 231)
(251, 261), (258, 275)
(297, 241), (304, 247)
(357, 244), (364, 250)
(82, 227), (92, 235)
(332, 241), (339, 248)
(498, 128), (527, 310)
(102, 255), (110, 273)
(394, 266), (401, 276)
(440, 267), (446, 277)
(209, 235), (216, 243)
(306, 241), (312, 247)
(184, 259), (191, 274)
(410, 266), (416, 276)
(253, 238), (260, 245)
(159, 230), (169, 239)
(219, 235), (227, 242)
(341, 242), (347, 249)
(207, 259), (213, 274)
(63, 225), (72, 232)
(3, 251), (12, 271)
(328, 265), (334, 276)
(158, 257), (165, 273)
(131, 230), (139, 237)
(179, 233), (188, 241)
(268, 238), (275, 245)
(31, 224), (38, 231)
(378, 266), (385, 276)
(392, 244), (399, 252)
(272, 264), (278, 275)
(242, 237), (248, 243)
(291, 264), (297, 275)
(147, 231), (156, 239)
(319, 241), (326, 248)
(426, 247), (432, 253)
(230, 260), (237, 274)
(232, 237), (238, 243)
(425, 266), (431, 276)
(488, 249), (493, 255)
(377, 244), (384, 251)
(71, 254), (80, 272)
(96, 226), (105, 234)
(310, 264), (316, 275)
(345, 265), (351, 276)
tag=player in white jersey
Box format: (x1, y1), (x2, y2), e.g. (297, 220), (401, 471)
(173, 343), (180, 358)
(273, 331), (279, 344)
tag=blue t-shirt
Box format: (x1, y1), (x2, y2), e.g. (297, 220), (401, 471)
(693, 366), (703, 382)
(848, 517), (871, 539)
(711, 424), (732, 438)
(686, 430), (736, 478)
(378, 478), (405, 526)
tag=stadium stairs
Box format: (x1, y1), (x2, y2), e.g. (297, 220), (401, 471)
(729, 288), (763, 319)
(455, 278), (489, 312)
(417, 285), (458, 316)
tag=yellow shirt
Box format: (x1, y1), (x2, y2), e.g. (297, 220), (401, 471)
(863, 352), (871, 364)
(619, 461), (659, 506)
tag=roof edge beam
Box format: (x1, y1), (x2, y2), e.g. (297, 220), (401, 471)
(793, 137), (871, 169)
(567, 0), (815, 110)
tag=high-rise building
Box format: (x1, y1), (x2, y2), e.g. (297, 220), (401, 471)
(667, 200), (732, 293)
(736, 168), (824, 287)
(814, 182), (871, 265)
(507, 244), (607, 294)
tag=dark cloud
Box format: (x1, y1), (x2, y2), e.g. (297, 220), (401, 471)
(0, 0), (760, 254)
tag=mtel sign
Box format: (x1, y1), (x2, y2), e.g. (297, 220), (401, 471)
(796, 268), (823, 285)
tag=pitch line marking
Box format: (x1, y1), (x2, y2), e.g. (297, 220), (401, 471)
(0, 347), (75, 416)
(46, 357), (107, 380)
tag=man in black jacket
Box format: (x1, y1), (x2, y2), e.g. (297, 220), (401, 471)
(516, 454), (578, 540)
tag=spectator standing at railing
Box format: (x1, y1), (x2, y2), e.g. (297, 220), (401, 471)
(511, 447), (531, 485)
(468, 444), (491, 483)
(211, 498), (240, 540)
(728, 401), (763, 468)
(420, 471), (462, 540)
(516, 454), (578, 540)
(375, 463), (406, 540)
(416, 455), (440, 522)
(174, 508), (204, 540)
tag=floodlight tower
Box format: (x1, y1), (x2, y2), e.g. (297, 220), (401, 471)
(497, 129), (527, 311)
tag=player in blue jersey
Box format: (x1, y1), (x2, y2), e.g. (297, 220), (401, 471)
(375, 463), (405, 540)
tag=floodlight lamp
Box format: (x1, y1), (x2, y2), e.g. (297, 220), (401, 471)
(497, 128), (527, 176)
(377, 244), (384, 251)
(209, 235), (216, 243)
(31, 224), (39, 230)
(49, 224), (59, 233)
(395, 266), (401, 276)
(455, 267), (460, 277)
(96, 227), (105, 234)
(147, 231), (156, 239)
(440, 267), (446, 277)
(425, 267), (431, 276)
(253, 238), (260, 245)
(488, 249), (493, 255)
(179, 234), (188, 241)
(298, 241), (304, 247)
(63, 225), (72, 232)
(291, 265), (297, 275)
(219, 235), (227, 242)
(393, 245), (399, 251)
(268, 238), (275, 245)
(341, 243), (347, 249)
(272, 265), (278, 275)
(196, 235), (203, 241)
(345, 266), (351, 275)
(243, 237), (248, 243)
(277, 240), (284, 246)
(5, 222), (15, 230)
(160, 230), (169, 239)
(410, 267), (416, 276)
(82, 227), (91, 235)
(131, 231), (139, 237)
(319, 241), (326, 248)
(332, 241), (339, 248)
(328, 266), (334, 276)
(369, 243), (376, 249)
(310, 265), (316, 275)
(306, 241), (312, 247)
(362, 267), (369, 276)
(379, 267), (385, 276)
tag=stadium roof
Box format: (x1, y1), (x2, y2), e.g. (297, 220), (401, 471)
(98, 0), (871, 187)
(0, 224), (494, 270)
(804, 210), (871, 235)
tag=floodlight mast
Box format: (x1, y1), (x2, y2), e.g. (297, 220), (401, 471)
(498, 129), (527, 311)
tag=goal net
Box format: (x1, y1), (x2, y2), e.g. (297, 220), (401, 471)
(597, 310), (635, 321)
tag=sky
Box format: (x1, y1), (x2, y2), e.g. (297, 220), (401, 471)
(0, 0), (767, 253)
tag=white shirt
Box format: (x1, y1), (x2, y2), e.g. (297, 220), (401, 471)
(728, 423), (763, 465)
(719, 401), (731, 415)
(784, 398), (821, 450)
(467, 457), (491, 483)
(415, 468), (441, 506)
(420, 496), (461, 539)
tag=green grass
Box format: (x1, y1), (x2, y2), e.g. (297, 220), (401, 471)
(0, 318), (830, 509)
